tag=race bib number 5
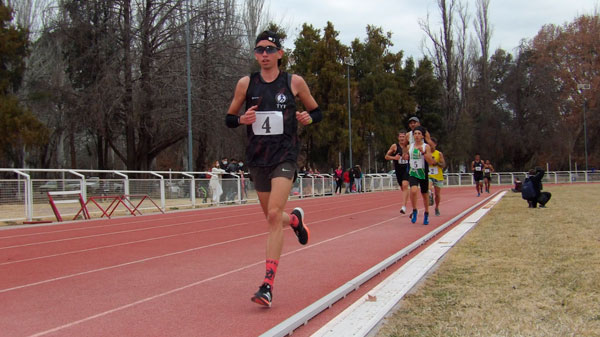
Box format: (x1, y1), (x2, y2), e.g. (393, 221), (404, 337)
(252, 111), (284, 135)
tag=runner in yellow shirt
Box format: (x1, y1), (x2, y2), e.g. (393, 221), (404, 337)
(428, 138), (446, 216)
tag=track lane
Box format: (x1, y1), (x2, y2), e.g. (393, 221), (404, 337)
(0, 187), (487, 337)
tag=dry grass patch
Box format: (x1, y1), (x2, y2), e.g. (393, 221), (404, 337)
(377, 185), (600, 337)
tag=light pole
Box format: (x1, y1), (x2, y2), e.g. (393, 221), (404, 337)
(367, 132), (374, 173)
(577, 83), (590, 172)
(185, 0), (193, 171)
(344, 57), (354, 168)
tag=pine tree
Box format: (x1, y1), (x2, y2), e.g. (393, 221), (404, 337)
(0, 2), (47, 167)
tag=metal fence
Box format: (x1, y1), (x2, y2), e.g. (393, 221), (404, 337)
(0, 168), (597, 223)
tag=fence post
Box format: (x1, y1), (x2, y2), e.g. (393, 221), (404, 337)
(181, 172), (195, 207)
(149, 172), (165, 211)
(13, 170), (33, 222)
(69, 170), (86, 201)
(113, 171), (130, 196)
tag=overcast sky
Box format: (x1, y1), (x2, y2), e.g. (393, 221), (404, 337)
(270, 0), (598, 59)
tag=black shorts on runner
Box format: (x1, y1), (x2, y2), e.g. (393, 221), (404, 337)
(395, 165), (409, 185)
(249, 161), (297, 192)
(409, 176), (429, 194)
(474, 173), (484, 182)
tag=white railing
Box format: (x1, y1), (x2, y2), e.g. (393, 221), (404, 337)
(0, 169), (597, 223)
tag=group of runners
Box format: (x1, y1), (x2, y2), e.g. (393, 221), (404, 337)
(384, 117), (445, 225)
(471, 154), (495, 196)
(226, 30), (496, 307)
(384, 123), (497, 227)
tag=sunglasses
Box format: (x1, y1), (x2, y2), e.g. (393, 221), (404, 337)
(254, 46), (280, 54)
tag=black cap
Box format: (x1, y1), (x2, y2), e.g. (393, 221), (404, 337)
(414, 126), (426, 134)
(255, 31), (281, 48)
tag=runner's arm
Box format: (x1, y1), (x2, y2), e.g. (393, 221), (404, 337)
(385, 144), (400, 161)
(226, 76), (255, 126)
(292, 74), (320, 125)
(437, 152), (446, 168)
(425, 131), (436, 148)
(424, 145), (435, 165)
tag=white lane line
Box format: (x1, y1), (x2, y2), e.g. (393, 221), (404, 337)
(310, 192), (507, 337)
(3, 194), (463, 264)
(0, 197), (384, 249)
(0, 203), (397, 294)
(0, 221), (254, 266)
(0, 193), (359, 240)
(25, 215), (402, 337)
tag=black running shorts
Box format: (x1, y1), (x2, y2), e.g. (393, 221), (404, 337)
(409, 176), (429, 194)
(249, 161), (297, 192)
(395, 164), (409, 185)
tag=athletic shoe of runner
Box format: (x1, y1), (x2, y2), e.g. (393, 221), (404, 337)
(291, 207), (310, 245)
(251, 283), (272, 307)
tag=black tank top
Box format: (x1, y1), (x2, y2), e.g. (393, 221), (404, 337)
(393, 142), (408, 171)
(245, 72), (299, 166)
(473, 161), (484, 176)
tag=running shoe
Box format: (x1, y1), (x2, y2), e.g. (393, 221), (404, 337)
(251, 283), (272, 307)
(423, 212), (429, 225)
(400, 206), (406, 214)
(291, 207), (310, 245)
(435, 208), (440, 216)
(411, 209), (418, 224)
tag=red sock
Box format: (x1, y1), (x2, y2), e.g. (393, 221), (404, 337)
(289, 213), (299, 228)
(264, 259), (278, 287)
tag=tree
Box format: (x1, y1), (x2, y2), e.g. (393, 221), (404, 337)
(291, 22), (347, 168)
(420, 0), (467, 170)
(0, 1), (47, 167)
(529, 14), (600, 169)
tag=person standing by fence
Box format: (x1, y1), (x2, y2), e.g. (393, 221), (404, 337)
(209, 160), (225, 205)
(334, 165), (343, 194)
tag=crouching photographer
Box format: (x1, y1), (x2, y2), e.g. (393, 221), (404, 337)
(521, 167), (552, 208)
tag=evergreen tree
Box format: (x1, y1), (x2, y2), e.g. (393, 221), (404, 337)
(291, 22), (347, 168)
(0, 2), (47, 167)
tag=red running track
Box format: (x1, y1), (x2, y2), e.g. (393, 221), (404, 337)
(0, 187), (495, 337)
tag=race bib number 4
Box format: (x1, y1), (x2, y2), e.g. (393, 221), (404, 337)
(252, 111), (284, 135)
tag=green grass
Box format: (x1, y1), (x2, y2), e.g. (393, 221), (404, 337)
(377, 184), (600, 337)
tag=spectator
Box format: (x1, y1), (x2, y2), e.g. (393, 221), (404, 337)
(522, 168), (552, 208)
(238, 160), (248, 202)
(334, 165), (343, 194)
(353, 165), (363, 192)
(209, 160), (225, 205)
(343, 169), (351, 193)
(226, 158), (240, 202)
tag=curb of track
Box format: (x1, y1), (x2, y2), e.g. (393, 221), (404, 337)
(260, 191), (505, 337)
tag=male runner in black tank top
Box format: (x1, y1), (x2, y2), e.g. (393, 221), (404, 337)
(385, 131), (410, 214)
(471, 154), (484, 196)
(225, 31), (322, 307)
